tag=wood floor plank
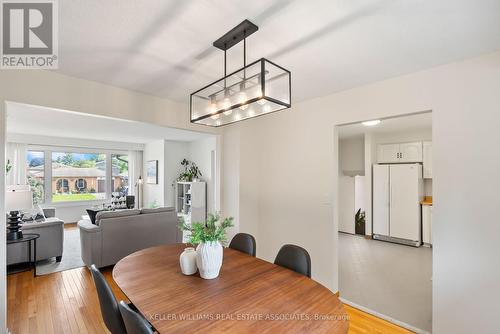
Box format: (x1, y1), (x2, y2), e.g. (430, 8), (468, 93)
(8, 267), (413, 334)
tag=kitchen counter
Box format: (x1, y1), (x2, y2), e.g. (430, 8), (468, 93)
(421, 196), (433, 206)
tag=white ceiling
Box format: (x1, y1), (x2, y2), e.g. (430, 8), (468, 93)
(338, 112), (432, 139)
(6, 102), (212, 143)
(57, 0), (500, 104)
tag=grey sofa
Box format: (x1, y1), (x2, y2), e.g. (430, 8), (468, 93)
(78, 207), (181, 268)
(7, 208), (64, 265)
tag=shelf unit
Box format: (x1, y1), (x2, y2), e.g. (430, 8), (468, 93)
(175, 181), (207, 242)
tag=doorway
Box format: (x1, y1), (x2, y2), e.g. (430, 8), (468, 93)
(336, 112), (433, 333)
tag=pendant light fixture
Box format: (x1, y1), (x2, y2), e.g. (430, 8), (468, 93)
(190, 20), (291, 127)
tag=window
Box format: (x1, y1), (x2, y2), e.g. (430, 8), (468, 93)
(112, 154), (129, 196)
(26, 151), (45, 204)
(52, 152), (106, 202)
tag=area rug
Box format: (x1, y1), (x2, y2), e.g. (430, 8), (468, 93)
(36, 227), (85, 275)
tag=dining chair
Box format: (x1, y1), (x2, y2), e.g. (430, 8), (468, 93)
(119, 301), (154, 334)
(274, 244), (311, 278)
(90, 264), (127, 334)
(229, 233), (256, 256)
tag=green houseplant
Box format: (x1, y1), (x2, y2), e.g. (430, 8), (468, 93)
(180, 213), (233, 279)
(176, 159), (202, 182)
(355, 208), (366, 235)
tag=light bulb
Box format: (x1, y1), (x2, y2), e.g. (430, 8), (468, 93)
(247, 109), (255, 117)
(263, 104), (271, 113)
(208, 102), (217, 114)
(222, 97), (231, 110)
(234, 113), (242, 121)
(223, 109), (233, 116)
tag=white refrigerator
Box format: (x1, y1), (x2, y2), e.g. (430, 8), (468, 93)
(373, 163), (423, 246)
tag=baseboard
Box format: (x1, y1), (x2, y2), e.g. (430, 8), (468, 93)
(340, 298), (430, 334)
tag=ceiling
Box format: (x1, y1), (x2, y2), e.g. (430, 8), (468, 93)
(57, 0), (500, 104)
(338, 112), (432, 139)
(6, 102), (212, 143)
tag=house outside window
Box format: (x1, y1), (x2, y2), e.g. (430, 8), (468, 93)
(52, 152), (106, 202)
(112, 154), (129, 196)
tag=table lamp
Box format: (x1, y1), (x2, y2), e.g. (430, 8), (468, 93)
(6, 185), (33, 240)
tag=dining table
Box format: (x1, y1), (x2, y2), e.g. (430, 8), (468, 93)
(113, 243), (349, 333)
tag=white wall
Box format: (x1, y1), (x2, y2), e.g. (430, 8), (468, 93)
(338, 175), (355, 234)
(339, 136), (365, 175)
(188, 137), (217, 213)
(221, 51), (500, 334)
(142, 138), (216, 210)
(163, 140), (190, 207)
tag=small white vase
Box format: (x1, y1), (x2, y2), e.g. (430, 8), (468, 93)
(196, 241), (223, 279)
(179, 247), (197, 275)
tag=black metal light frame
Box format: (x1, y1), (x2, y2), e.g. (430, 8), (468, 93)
(190, 20), (292, 127)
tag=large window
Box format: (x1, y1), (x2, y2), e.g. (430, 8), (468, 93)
(112, 154), (129, 196)
(52, 152), (107, 202)
(26, 151), (45, 204)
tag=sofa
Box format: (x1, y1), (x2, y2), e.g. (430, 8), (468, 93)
(7, 208), (64, 265)
(78, 207), (181, 268)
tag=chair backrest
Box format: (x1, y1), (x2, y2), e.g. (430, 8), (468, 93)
(274, 244), (311, 278)
(119, 301), (154, 334)
(90, 265), (127, 334)
(229, 233), (256, 256)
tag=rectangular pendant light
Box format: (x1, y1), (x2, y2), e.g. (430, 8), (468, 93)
(190, 20), (291, 127)
(190, 58), (291, 127)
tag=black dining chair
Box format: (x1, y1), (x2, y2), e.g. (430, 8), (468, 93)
(119, 301), (154, 334)
(90, 264), (127, 334)
(229, 233), (257, 256)
(274, 244), (311, 278)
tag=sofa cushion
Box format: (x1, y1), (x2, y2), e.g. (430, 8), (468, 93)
(95, 209), (140, 225)
(140, 207), (175, 215)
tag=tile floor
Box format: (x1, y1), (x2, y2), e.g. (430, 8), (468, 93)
(339, 232), (432, 333)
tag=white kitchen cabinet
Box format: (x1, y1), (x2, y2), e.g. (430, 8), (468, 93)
(399, 142), (423, 162)
(377, 142), (423, 163)
(377, 144), (400, 163)
(422, 205), (432, 245)
(423, 141), (432, 179)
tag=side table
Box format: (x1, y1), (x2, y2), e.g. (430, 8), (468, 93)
(7, 233), (40, 277)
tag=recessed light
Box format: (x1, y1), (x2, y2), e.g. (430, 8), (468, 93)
(362, 120), (381, 127)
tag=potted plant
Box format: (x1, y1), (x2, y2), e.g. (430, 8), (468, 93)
(180, 213), (234, 279)
(175, 159), (202, 182)
(355, 208), (366, 235)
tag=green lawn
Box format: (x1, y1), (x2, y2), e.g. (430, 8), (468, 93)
(52, 193), (99, 202)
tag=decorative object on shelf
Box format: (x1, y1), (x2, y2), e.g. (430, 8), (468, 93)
(180, 214), (234, 279)
(6, 185), (33, 240)
(175, 159), (202, 183)
(190, 19), (291, 127)
(179, 247), (197, 275)
(355, 208), (366, 235)
(146, 161), (158, 184)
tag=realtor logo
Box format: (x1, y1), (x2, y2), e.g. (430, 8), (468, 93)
(1, 0), (58, 69)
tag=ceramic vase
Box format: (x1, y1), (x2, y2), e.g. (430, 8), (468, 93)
(179, 247), (197, 275)
(196, 241), (223, 279)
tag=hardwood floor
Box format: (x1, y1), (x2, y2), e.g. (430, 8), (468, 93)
(7, 267), (412, 333)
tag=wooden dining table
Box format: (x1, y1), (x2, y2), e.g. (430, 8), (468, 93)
(113, 243), (349, 333)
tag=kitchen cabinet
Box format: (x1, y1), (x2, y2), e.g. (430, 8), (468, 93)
(377, 144), (400, 163)
(422, 204), (432, 245)
(423, 141), (432, 179)
(377, 142), (423, 163)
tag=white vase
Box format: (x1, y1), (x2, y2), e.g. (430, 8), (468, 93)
(196, 241), (223, 279)
(179, 247), (197, 275)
